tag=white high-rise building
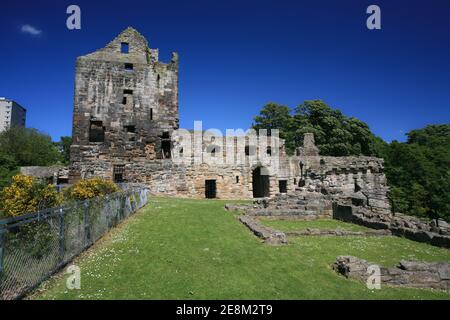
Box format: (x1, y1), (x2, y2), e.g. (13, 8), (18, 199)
(0, 97), (27, 132)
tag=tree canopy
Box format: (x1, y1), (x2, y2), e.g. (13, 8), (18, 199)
(54, 136), (72, 165)
(383, 125), (450, 222)
(0, 127), (65, 189)
(253, 100), (383, 156)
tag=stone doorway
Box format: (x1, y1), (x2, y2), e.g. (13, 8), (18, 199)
(252, 167), (270, 198)
(205, 179), (217, 199)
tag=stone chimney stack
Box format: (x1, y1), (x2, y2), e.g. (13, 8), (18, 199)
(297, 133), (319, 157)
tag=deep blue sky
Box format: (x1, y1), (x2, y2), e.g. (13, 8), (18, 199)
(1, 0), (449, 142)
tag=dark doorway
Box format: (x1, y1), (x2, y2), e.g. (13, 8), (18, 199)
(205, 180), (217, 199)
(279, 180), (287, 194)
(252, 167), (270, 198)
(161, 140), (171, 159)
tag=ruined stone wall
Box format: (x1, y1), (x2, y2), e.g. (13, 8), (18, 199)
(333, 203), (450, 248)
(68, 28), (390, 203)
(70, 27), (178, 182)
(289, 155), (389, 211)
(119, 161), (280, 200)
(333, 256), (450, 292)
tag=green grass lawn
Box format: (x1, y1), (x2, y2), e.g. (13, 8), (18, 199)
(259, 217), (371, 232)
(31, 198), (450, 300)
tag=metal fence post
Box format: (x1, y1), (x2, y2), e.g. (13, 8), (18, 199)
(84, 201), (91, 247)
(0, 227), (5, 277)
(58, 208), (65, 263)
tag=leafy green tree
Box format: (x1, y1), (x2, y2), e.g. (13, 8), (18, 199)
(0, 153), (19, 189)
(383, 125), (450, 222)
(292, 100), (379, 156)
(0, 127), (62, 166)
(253, 100), (381, 156)
(55, 136), (72, 165)
(0, 128), (63, 191)
(252, 103), (294, 152)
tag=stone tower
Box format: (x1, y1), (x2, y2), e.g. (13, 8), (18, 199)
(70, 27), (179, 182)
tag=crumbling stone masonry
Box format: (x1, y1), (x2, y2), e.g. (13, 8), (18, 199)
(333, 256), (450, 292)
(332, 202), (450, 248)
(70, 27), (179, 182)
(238, 215), (288, 245)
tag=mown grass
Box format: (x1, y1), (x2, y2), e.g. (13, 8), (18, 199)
(31, 197), (450, 300)
(259, 217), (371, 232)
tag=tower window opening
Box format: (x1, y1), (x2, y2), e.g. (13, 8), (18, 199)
(245, 145), (256, 156)
(354, 178), (361, 192)
(124, 63), (133, 71)
(279, 180), (288, 194)
(162, 131), (170, 139)
(89, 120), (105, 143)
(124, 125), (136, 141)
(113, 165), (125, 183)
(124, 125), (135, 133)
(161, 140), (171, 159)
(121, 42), (129, 54)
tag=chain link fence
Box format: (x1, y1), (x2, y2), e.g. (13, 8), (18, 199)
(0, 186), (149, 300)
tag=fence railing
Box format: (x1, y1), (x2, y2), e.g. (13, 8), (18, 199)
(0, 186), (149, 300)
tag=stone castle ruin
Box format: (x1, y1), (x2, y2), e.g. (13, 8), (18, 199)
(17, 27), (449, 294)
(67, 27), (390, 206)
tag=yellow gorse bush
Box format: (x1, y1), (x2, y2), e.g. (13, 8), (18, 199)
(66, 177), (119, 201)
(0, 176), (120, 217)
(0, 175), (62, 217)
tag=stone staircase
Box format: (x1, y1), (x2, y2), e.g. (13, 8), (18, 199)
(248, 190), (333, 217)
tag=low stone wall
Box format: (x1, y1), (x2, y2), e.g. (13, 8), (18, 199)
(226, 191), (333, 218)
(20, 166), (69, 184)
(286, 228), (391, 237)
(333, 256), (450, 292)
(333, 203), (450, 249)
(238, 215), (287, 245)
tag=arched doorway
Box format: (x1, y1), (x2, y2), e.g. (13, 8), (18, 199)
(252, 167), (270, 198)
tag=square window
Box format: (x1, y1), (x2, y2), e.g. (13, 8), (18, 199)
(89, 120), (105, 142)
(121, 42), (129, 54)
(113, 165), (125, 183)
(279, 180), (287, 194)
(125, 63), (133, 71)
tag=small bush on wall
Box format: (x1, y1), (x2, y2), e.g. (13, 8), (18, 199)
(0, 175), (62, 217)
(65, 177), (120, 201)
